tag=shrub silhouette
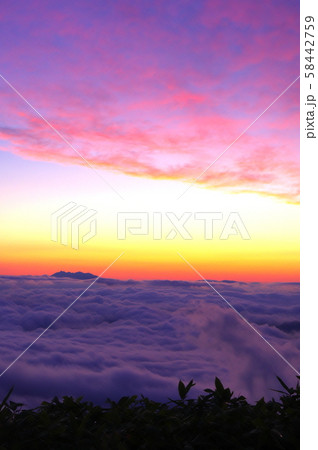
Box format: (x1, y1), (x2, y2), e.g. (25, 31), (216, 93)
(0, 376), (299, 449)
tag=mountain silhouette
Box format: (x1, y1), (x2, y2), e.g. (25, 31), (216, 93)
(51, 271), (97, 280)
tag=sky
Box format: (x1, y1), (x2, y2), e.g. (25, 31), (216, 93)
(0, 0), (299, 281)
(0, 0), (300, 409)
(0, 276), (300, 406)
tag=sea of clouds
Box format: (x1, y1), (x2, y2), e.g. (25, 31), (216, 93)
(0, 275), (299, 407)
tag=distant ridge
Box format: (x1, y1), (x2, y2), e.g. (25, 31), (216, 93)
(51, 271), (97, 280)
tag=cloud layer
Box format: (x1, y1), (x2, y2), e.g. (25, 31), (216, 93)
(0, 275), (299, 406)
(0, 0), (299, 200)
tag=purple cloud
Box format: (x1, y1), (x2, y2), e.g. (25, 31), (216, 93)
(0, 276), (299, 406)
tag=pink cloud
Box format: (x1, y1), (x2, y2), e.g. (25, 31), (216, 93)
(0, 0), (299, 201)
